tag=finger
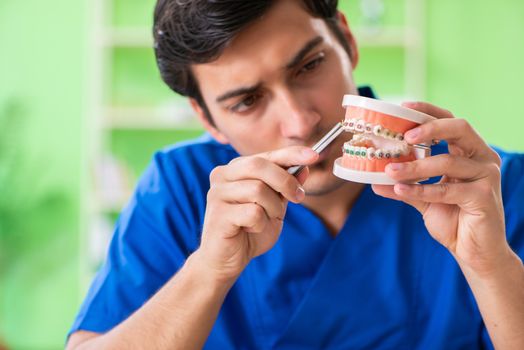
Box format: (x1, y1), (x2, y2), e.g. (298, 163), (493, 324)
(385, 154), (489, 183)
(296, 166), (310, 186)
(371, 184), (427, 213)
(392, 182), (476, 206)
(223, 203), (269, 236)
(230, 146), (319, 168)
(213, 180), (286, 220)
(219, 156), (309, 203)
(403, 118), (497, 162)
(401, 101), (454, 119)
(263, 146), (319, 167)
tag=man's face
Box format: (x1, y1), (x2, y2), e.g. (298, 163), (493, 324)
(192, 0), (359, 196)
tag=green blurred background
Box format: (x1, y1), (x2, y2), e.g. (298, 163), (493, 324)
(1, 0), (523, 348)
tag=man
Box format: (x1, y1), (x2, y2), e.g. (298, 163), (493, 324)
(67, 0), (524, 349)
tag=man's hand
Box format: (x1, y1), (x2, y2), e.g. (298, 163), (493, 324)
(372, 102), (511, 277)
(197, 146), (319, 282)
(67, 146), (319, 350)
(372, 101), (524, 349)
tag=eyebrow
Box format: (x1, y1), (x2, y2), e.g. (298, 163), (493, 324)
(285, 36), (324, 69)
(216, 83), (262, 103)
(215, 36), (324, 103)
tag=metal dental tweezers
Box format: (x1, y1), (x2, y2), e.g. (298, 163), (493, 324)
(287, 122), (345, 176)
(287, 121), (434, 176)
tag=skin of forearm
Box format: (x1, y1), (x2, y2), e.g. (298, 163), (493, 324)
(74, 250), (236, 350)
(459, 248), (524, 350)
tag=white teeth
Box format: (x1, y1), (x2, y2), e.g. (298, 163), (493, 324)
(374, 127), (396, 140)
(352, 133), (364, 142)
(346, 118), (356, 132)
(355, 119), (365, 133)
(373, 125), (383, 136)
(392, 148), (401, 158)
(367, 147), (375, 159)
(351, 133), (371, 146)
(346, 119), (405, 143)
(343, 145), (408, 159)
(398, 143), (409, 155)
(342, 120), (409, 160)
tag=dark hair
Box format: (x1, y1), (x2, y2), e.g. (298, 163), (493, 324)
(153, 0), (349, 123)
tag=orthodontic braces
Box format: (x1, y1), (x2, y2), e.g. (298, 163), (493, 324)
(342, 144), (406, 160)
(342, 119), (432, 151)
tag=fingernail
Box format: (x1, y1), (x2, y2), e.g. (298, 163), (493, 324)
(296, 186), (305, 201)
(405, 127), (421, 141)
(388, 162), (405, 171)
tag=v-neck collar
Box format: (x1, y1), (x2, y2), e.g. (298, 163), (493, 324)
(289, 184), (374, 239)
(272, 187), (412, 348)
(244, 185), (382, 347)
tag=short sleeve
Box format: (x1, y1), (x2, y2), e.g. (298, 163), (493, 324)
(68, 150), (205, 337)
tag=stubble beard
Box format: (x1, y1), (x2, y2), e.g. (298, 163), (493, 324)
(302, 161), (346, 196)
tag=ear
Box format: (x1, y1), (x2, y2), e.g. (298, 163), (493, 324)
(336, 11), (359, 70)
(189, 98), (230, 144)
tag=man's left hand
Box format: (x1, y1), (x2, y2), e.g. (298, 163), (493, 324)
(372, 101), (513, 278)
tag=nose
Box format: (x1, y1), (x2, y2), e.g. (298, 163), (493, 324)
(276, 90), (321, 141)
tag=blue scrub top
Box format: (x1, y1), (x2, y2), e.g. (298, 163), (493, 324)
(69, 94), (524, 349)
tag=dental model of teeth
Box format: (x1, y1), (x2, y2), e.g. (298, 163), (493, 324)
(344, 119), (405, 141)
(333, 95), (436, 185)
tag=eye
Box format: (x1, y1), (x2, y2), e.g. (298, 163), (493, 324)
(298, 53), (325, 75)
(230, 94), (260, 113)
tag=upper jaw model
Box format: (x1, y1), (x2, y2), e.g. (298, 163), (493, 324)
(333, 95), (435, 185)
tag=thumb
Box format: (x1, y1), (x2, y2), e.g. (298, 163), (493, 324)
(259, 146), (319, 168)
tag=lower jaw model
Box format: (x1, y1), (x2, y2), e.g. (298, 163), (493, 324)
(333, 95), (435, 185)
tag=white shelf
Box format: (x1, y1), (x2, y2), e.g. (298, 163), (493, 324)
(104, 105), (203, 130)
(354, 26), (413, 47)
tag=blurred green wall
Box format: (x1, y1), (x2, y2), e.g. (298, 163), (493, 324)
(425, 0), (524, 152)
(340, 0), (524, 152)
(0, 0), (87, 348)
(0, 1), (523, 349)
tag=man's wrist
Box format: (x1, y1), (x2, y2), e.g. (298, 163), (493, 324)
(458, 245), (523, 285)
(457, 247), (524, 350)
(185, 249), (241, 292)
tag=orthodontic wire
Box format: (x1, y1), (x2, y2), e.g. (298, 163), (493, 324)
(287, 120), (437, 176)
